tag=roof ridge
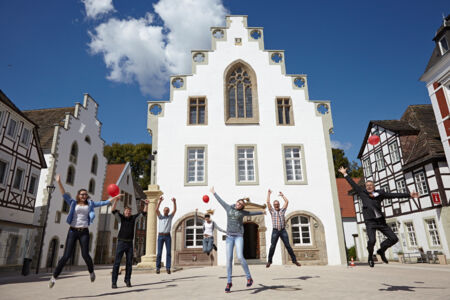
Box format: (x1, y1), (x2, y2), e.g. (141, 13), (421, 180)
(23, 107), (75, 112)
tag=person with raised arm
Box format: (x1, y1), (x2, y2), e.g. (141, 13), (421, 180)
(155, 195), (176, 274)
(338, 166), (419, 267)
(48, 174), (120, 288)
(210, 186), (264, 293)
(266, 189), (301, 268)
(111, 197), (149, 288)
(195, 209), (226, 256)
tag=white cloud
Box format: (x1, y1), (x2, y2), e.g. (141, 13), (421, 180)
(82, 0), (115, 19)
(331, 140), (352, 150)
(88, 0), (228, 97)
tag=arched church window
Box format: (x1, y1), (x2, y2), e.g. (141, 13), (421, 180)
(225, 62), (259, 124)
(69, 142), (78, 164)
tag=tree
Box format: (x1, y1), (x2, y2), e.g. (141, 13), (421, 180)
(104, 143), (152, 188)
(332, 148), (363, 178)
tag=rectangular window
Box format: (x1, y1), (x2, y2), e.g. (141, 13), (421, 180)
(375, 151), (385, 170)
(405, 222), (417, 247)
(12, 168), (24, 190)
(6, 119), (17, 138)
(55, 211), (61, 223)
(439, 37), (449, 55)
(381, 185), (391, 205)
(414, 171), (428, 196)
(283, 146), (304, 183)
(62, 199), (70, 213)
(291, 216), (312, 246)
(236, 146), (258, 184)
(276, 98), (293, 125)
(395, 179), (408, 200)
(28, 175), (38, 194)
(363, 158), (372, 177)
(185, 218), (203, 248)
(388, 142), (400, 163)
(426, 219), (441, 246)
(188, 97), (206, 125)
(20, 128), (31, 146)
(388, 222), (399, 235)
(0, 160), (7, 185)
(186, 147), (206, 184)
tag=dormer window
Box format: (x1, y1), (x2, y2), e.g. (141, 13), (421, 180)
(439, 36), (449, 55)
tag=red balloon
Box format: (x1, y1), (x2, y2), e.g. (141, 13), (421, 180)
(202, 195), (210, 203)
(107, 184), (120, 197)
(368, 135), (380, 146)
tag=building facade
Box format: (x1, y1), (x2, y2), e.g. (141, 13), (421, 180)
(147, 15), (346, 267)
(420, 15), (450, 167)
(336, 177), (359, 249)
(95, 163), (138, 264)
(24, 94), (107, 270)
(0, 90), (47, 270)
(353, 105), (450, 262)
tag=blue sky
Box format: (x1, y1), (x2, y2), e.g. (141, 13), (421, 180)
(0, 0), (448, 162)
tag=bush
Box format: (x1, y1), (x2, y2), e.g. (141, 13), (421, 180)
(347, 246), (356, 260)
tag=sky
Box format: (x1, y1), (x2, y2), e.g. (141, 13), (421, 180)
(0, 0), (448, 162)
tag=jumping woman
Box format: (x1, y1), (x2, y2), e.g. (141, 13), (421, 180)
(48, 174), (121, 288)
(210, 186), (264, 293)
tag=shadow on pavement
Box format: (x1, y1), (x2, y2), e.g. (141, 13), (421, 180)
(58, 288), (152, 299)
(273, 276), (320, 281)
(218, 275), (245, 279)
(378, 283), (444, 292)
(232, 284), (302, 294)
(0, 274), (85, 285)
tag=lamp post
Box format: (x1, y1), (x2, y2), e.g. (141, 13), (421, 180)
(35, 184), (56, 274)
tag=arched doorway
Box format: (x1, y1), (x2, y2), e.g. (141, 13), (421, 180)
(243, 223), (259, 259)
(46, 237), (59, 269)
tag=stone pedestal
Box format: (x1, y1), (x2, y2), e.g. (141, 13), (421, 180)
(137, 184), (163, 269)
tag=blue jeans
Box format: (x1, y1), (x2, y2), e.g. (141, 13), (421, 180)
(226, 235), (251, 283)
(53, 228), (93, 278)
(156, 234), (171, 270)
(203, 236), (214, 254)
(112, 240), (133, 284)
(268, 228), (297, 263)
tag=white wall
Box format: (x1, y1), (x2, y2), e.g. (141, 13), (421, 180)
(342, 219), (357, 248)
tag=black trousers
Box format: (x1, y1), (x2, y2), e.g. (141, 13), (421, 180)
(112, 240), (134, 284)
(268, 228), (297, 263)
(365, 218), (399, 260)
(53, 228), (93, 278)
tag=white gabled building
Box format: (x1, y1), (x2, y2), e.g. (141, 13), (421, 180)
(0, 90), (47, 271)
(95, 163), (138, 264)
(24, 94), (107, 270)
(353, 105), (450, 262)
(147, 15), (346, 266)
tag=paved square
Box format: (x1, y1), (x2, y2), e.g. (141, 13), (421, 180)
(1, 263), (449, 299)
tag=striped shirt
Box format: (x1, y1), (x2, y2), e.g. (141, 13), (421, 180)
(270, 208), (286, 230)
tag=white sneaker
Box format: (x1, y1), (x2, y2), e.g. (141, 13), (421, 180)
(48, 276), (56, 289)
(90, 272), (96, 282)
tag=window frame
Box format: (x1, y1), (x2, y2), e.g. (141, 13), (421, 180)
(69, 142), (78, 164)
(438, 36), (449, 55)
(290, 215), (313, 246)
(66, 165), (75, 186)
(235, 144), (259, 185)
(28, 174), (38, 195)
(187, 96), (208, 125)
(184, 217), (204, 248)
(380, 184), (391, 205)
(388, 141), (400, 163)
(0, 159), (8, 186)
(6, 118), (18, 139)
(413, 170), (429, 196)
(423, 218), (442, 248)
(375, 150), (385, 170)
(275, 97), (294, 126)
(91, 155), (98, 175)
(12, 167), (24, 190)
(395, 178), (408, 200)
(404, 221), (418, 249)
(282, 144), (308, 185)
(362, 157), (372, 177)
(224, 62), (259, 124)
(88, 178), (95, 195)
(20, 127), (31, 147)
(184, 145), (208, 186)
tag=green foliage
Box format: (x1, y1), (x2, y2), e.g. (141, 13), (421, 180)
(347, 246), (356, 260)
(332, 148), (363, 178)
(104, 143), (152, 189)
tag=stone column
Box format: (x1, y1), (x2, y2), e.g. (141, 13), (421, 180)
(137, 184), (163, 269)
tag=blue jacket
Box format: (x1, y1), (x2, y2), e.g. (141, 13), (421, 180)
(63, 193), (111, 226)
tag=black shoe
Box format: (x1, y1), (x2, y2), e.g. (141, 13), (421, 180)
(112, 283), (117, 289)
(246, 278), (253, 287)
(225, 282), (232, 293)
(167, 269), (171, 274)
(368, 259), (374, 268)
(156, 269), (160, 274)
(206, 252), (210, 256)
(213, 244), (217, 251)
(377, 250), (389, 264)
(266, 262), (271, 268)
(125, 281), (132, 288)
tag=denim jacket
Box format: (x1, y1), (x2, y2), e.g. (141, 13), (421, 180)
(63, 193), (111, 226)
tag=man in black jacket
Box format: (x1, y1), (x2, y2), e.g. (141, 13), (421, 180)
(338, 166), (418, 267)
(111, 198), (148, 288)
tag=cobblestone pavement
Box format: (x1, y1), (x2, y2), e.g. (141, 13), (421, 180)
(1, 263), (450, 300)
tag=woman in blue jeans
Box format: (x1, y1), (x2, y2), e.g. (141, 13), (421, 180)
(210, 186), (264, 293)
(48, 174), (119, 288)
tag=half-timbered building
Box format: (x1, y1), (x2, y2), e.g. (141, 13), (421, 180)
(353, 105), (450, 262)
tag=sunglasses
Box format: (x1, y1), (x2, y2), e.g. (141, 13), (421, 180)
(80, 193), (89, 196)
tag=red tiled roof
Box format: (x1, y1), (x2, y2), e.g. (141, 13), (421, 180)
(102, 164), (126, 200)
(336, 177), (359, 218)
